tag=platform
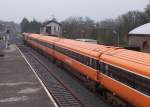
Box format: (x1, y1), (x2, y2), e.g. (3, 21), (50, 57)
(0, 45), (56, 107)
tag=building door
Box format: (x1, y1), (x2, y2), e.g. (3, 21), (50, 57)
(142, 41), (149, 51)
(46, 26), (51, 35)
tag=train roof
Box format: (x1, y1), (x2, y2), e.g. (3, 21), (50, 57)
(28, 34), (150, 78)
(54, 37), (115, 59)
(28, 34), (113, 58)
(101, 49), (150, 78)
(29, 33), (59, 43)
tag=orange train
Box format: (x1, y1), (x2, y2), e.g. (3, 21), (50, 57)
(23, 33), (150, 107)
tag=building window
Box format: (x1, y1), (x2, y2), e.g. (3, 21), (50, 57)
(54, 26), (56, 31)
(142, 41), (149, 50)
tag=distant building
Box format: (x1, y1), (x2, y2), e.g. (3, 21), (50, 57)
(40, 18), (62, 37)
(128, 23), (150, 53)
(0, 24), (6, 33)
(76, 39), (98, 44)
(0, 24), (6, 39)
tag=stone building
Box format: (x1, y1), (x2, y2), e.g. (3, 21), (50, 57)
(128, 23), (150, 53)
(40, 18), (62, 37)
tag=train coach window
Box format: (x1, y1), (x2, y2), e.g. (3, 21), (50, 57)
(97, 61), (101, 70)
(51, 44), (98, 70)
(78, 54), (84, 63)
(49, 43), (53, 49)
(100, 62), (106, 73)
(74, 53), (80, 62)
(84, 57), (89, 66)
(105, 64), (109, 75)
(100, 62), (150, 96)
(55, 46), (60, 52)
(44, 42), (47, 47)
(89, 58), (92, 66)
(91, 59), (97, 69)
(134, 74), (150, 96)
(44, 42), (48, 47)
(109, 65), (138, 88)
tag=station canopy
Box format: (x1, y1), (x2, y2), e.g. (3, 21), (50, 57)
(129, 23), (150, 35)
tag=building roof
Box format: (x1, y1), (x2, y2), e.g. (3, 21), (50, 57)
(41, 19), (62, 27)
(129, 23), (150, 35)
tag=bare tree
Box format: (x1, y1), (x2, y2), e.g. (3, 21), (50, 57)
(61, 16), (96, 39)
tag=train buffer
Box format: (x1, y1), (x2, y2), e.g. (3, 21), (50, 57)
(0, 44), (57, 107)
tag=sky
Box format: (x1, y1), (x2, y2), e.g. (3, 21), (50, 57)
(0, 0), (149, 23)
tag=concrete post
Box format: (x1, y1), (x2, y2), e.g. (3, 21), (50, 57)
(4, 30), (10, 49)
(0, 38), (4, 57)
(5, 34), (9, 48)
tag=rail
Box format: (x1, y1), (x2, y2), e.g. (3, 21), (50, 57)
(17, 45), (87, 107)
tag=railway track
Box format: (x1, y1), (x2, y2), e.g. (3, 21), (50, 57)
(18, 45), (87, 107)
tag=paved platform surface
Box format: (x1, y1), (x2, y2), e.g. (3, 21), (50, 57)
(0, 45), (55, 107)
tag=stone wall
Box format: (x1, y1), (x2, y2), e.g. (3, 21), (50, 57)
(129, 35), (150, 53)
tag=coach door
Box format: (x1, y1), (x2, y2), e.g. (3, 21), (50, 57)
(96, 60), (101, 81)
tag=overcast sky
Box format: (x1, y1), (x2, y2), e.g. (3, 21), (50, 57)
(0, 0), (149, 23)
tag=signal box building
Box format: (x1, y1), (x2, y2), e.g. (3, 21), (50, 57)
(128, 23), (150, 53)
(40, 18), (62, 37)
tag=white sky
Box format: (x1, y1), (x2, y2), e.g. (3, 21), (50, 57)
(0, 0), (149, 23)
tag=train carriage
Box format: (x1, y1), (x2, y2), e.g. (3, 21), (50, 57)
(24, 33), (150, 107)
(99, 49), (150, 107)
